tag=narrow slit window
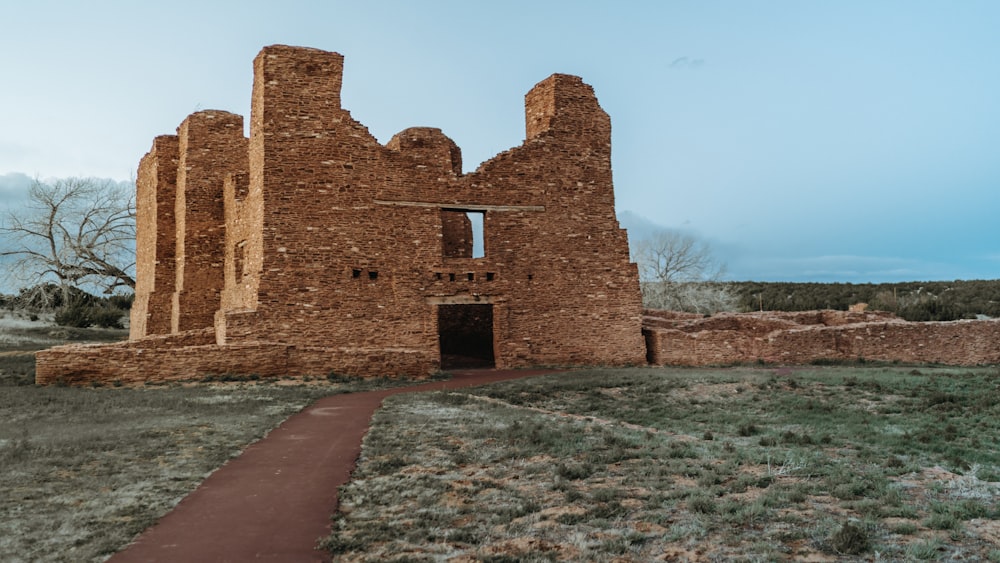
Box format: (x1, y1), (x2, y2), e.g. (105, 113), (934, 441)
(234, 240), (247, 281)
(352, 268), (362, 279)
(467, 272), (475, 281)
(486, 272), (495, 281)
(467, 211), (485, 258)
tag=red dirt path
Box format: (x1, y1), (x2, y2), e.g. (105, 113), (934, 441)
(109, 369), (558, 562)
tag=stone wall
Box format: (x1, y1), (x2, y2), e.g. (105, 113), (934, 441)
(38, 44), (646, 386)
(643, 309), (1000, 366)
(130, 135), (179, 338)
(171, 111), (248, 333)
(35, 335), (432, 386)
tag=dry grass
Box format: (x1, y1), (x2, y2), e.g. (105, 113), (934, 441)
(0, 310), (128, 352)
(325, 366), (1000, 561)
(0, 358), (425, 563)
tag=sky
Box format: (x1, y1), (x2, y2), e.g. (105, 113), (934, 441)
(1, 0), (998, 283)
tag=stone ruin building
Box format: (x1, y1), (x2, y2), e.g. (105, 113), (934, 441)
(35, 45), (998, 385)
(36, 44), (648, 385)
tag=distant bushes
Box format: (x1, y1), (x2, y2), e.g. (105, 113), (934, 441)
(2, 283), (132, 329)
(732, 280), (1000, 321)
(53, 303), (127, 329)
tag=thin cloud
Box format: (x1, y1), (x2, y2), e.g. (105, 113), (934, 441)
(669, 57), (706, 70)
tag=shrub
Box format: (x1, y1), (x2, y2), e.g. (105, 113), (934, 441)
(555, 462), (594, 481)
(924, 511), (959, 530)
(907, 539), (944, 560)
(830, 521), (869, 555)
(89, 307), (125, 329)
(54, 304), (92, 327)
(688, 494), (716, 514)
(53, 304), (125, 328)
(107, 293), (134, 310)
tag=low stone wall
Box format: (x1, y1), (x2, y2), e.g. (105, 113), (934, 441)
(36, 308), (999, 385)
(643, 309), (1000, 367)
(35, 336), (436, 386)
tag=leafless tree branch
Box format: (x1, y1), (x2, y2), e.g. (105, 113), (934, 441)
(0, 177), (135, 298)
(630, 229), (738, 314)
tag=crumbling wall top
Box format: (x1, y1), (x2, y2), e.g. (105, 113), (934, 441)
(525, 73), (608, 140)
(386, 127), (463, 176)
(254, 44), (345, 112)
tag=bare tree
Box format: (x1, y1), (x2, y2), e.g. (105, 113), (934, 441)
(632, 230), (723, 284)
(630, 229), (738, 314)
(0, 178), (135, 301)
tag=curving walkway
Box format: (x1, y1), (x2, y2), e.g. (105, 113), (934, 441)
(109, 369), (557, 563)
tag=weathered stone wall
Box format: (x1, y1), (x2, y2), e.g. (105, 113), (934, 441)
(35, 338), (432, 386)
(171, 111), (248, 333)
(440, 209), (474, 259)
(130, 135), (179, 338)
(644, 309), (1000, 366)
(38, 44), (646, 385)
(225, 176), (263, 318)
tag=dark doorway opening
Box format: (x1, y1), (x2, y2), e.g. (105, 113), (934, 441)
(438, 304), (495, 369)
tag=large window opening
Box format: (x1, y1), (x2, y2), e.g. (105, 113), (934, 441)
(438, 304), (494, 369)
(441, 209), (485, 259)
(467, 211), (484, 258)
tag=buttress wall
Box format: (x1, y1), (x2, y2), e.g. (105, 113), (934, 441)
(130, 135), (179, 338)
(171, 111), (248, 332)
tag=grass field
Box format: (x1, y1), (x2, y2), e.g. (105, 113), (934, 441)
(325, 366), (1000, 561)
(4, 352), (999, 562)
(0, 352), (411, 563)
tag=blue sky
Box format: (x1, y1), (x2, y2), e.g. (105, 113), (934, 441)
(1, 1), (998, 283)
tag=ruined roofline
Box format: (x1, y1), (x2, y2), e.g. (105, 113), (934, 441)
(255, 44), (345, 112)
(253, 45), (605, 172)
(179, 109), (244, 124)
(154, 46), (604, 179)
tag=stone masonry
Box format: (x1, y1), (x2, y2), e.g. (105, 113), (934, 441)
(643, 309), (1000, 367)
(36, 45), (647, 385)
